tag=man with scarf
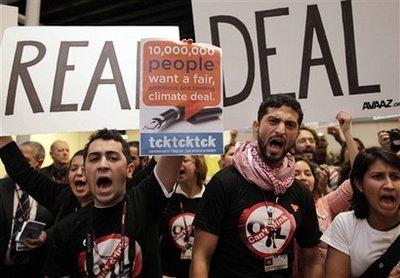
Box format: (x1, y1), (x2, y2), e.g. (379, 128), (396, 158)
(190, 95), (323, 277)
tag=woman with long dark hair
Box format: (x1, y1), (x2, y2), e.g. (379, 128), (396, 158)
(322, 147), (400, 277)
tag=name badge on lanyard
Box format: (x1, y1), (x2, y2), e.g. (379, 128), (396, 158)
(263, 199), (288, 272)
(264, 254), (288, 272)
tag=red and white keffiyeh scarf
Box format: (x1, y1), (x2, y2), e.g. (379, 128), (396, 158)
(233, 140), (295, 195)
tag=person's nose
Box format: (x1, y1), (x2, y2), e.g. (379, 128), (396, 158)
(275, 122), (286, 135)
(97, 156), (110, 171)
(383, 176), (395, 190)
(298, 173), (307, 182)
(76, 166), (84, 176)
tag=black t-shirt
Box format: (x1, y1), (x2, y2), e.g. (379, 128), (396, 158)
(194, 165), (321, 278)
(160, 192), (201, 278)
(44, 172), (167, 277)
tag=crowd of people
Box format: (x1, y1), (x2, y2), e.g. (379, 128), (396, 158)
(0, 94), (399, 277)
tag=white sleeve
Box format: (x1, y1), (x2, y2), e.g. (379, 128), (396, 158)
(320, 213), (350, 255)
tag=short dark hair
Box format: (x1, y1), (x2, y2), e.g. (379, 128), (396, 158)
(350, 147), (400, 219)
(83, 129), (132, 165)
(257, 94), (303, 125)
(128, 141), (139, 150)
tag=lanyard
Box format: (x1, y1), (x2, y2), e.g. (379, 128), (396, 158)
(178, 195), (192, 246)
(86, 201), (130, 278)
(261, 190), (280, 254)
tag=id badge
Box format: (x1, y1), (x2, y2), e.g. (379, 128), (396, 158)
(180, 245), (193, 260)
(264, 254), (288, 272)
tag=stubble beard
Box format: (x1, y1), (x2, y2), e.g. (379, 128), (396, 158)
(258, 136), (287, 166)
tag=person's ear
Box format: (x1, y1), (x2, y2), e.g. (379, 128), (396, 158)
(252, 120), (260, 141)
(37, 159), (44, 169)
(126, 163), (135, 178)
(218, 159), (223, 169)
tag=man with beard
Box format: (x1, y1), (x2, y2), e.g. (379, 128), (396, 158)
(43, 129), (183, 277)
(190, 95), (322, 277)
(294, 126), (319, 162)
(127, 141), (149, 175)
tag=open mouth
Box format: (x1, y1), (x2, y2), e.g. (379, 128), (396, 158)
(74, 180), (86, 189)
(97, 177), (112, 188)
(179, 169), (185, 175)
(268, 138), (284, 154)
(380, 195), (396, 204)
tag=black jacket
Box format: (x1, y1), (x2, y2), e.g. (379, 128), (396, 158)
(0, 142), (80, 223)
(0, 177), (54, 275)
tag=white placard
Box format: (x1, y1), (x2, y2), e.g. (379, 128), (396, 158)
(0, 26), (179, 135)
(139, 39), (224, 155)
(0, 4), (18, 41)
(192, 0), (400, 128)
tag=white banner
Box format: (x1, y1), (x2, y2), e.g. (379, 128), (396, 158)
(0, 26), (179, 135)
(0, 4), (18, 40)
(192, 0), (400, 128)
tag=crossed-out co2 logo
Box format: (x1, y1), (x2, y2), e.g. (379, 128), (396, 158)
(169, 212), (195, 250)
(238, 202), (296, 258)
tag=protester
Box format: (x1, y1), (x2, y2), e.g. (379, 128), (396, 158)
(292, 111), (356, 276)
(40, 140), (70, 184)
(190, 94), (322, 277)
(128, 141), (149, 175)
(43, 129), (183, 277)
(160, 155), (207, 278)
(0, 137), (92, 222)
(294, 156), (330, 201)
(0, 141), (54, 277)
(294, 126), (318, 161)
(218, 143), (235, 169)
(0, 136), (94, 266)
(322, 147), (400, 277)
(378, 129), (400, 154)
(334, 137), (365, 188)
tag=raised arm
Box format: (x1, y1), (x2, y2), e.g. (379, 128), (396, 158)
(0, 137), (67, 214)
(336, 111), (359, 168)
(377, 130), (391, 151)
(327, 126), (345, 147)
(0, 136), (13, 149)
(154, 156), (184, 192)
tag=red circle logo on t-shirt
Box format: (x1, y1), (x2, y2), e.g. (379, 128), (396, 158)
(169, 212), (195, 250)
(78, 233), (142, 277)
(238, 202), (296, 258)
